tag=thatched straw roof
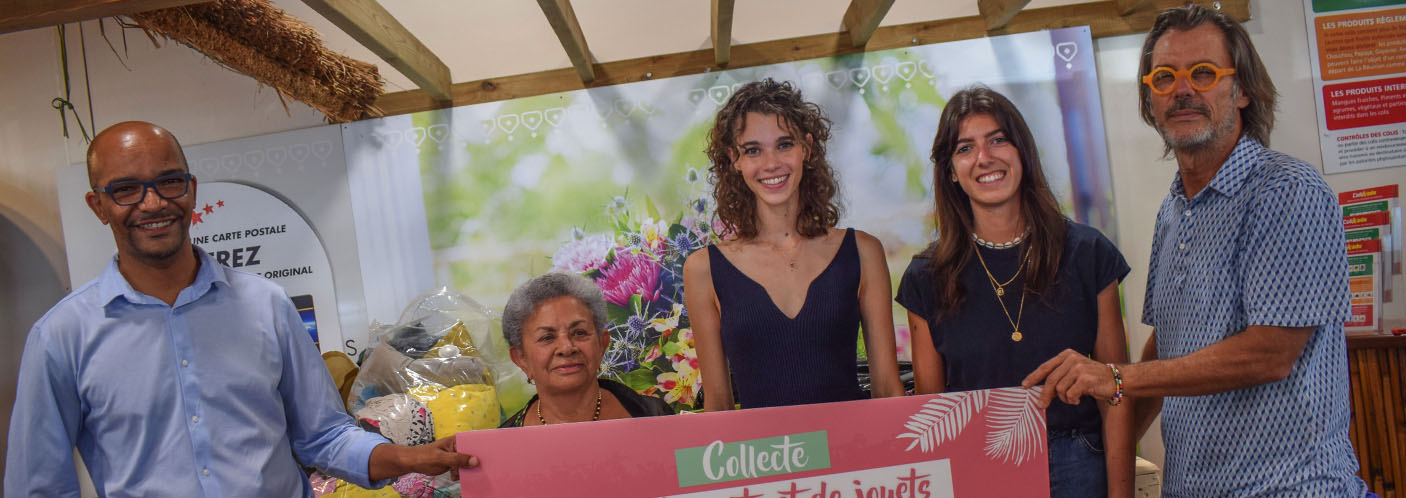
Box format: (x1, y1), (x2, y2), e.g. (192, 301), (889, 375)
(130, 0), (382, 123)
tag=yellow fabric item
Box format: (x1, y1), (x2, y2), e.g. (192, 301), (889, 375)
(425, 322), (479, 358)
(321, 351), (359, 409)
(323, 479), (399, 498)
(405, 384), (445, 402)
(409, 384), (500, 439)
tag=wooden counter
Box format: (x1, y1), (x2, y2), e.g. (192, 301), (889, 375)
(1347, 332), (1406, 498)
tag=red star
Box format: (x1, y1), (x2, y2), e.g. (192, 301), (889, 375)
(192, 212), (204, 224)
(202, 204), (214, 214)
(216, 200), (224, 208)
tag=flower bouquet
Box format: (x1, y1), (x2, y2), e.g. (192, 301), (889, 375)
(549, 175), (724, 411)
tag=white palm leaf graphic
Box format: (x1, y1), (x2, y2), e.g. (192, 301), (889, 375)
(983, 387), (1046, 466)
(895, 390), (988, 452)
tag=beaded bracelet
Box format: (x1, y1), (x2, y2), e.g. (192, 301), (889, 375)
(1106, 363), (1124, 407)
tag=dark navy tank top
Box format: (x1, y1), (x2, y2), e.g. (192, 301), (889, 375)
(707, 228), (865, 408)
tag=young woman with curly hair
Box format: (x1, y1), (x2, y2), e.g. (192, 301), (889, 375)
(683, 78), (904, 410)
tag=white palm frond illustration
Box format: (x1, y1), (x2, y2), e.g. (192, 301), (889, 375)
(983, 387), (1046, 466)
(895, 390), (988, 452)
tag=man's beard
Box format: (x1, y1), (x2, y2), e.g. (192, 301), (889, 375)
(1157, 94), (1238, 153)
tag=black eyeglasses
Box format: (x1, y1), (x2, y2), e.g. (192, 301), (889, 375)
(93, 173), (193, 206)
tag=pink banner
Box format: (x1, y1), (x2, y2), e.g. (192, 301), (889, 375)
(457, 387), (1049, 497)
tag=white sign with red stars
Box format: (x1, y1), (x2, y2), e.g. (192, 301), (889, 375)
(189, 181), (342, 352)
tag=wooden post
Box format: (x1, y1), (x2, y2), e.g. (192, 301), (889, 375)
(712, 0), (734, 65)
(537, 0), (595, 83)
(842, 0), (896, 47)
(302, 0), (453, 102)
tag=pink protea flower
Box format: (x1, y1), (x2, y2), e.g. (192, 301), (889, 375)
(551, 234), (613, 274)
(597, 250), (662, 306)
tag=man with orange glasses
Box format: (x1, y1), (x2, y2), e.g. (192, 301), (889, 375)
(1023, 4), (1371, 496)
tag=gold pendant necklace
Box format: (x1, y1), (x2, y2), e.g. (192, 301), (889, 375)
(973, 244), (1030, 342)
(536, 388), (602, 425)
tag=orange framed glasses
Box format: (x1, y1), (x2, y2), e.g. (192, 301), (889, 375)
(1141, 63), (1236, 94)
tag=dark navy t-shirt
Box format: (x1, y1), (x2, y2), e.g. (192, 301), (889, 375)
(896, 220), (1129, 433)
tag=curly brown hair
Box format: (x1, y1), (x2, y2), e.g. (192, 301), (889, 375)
(705, 78), (840, 240)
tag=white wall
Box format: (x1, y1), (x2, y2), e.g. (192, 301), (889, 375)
(1, 0), (1401, 483)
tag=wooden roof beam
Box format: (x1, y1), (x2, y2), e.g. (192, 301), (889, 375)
(302, 0), (452, 102)
(980, 0), (1032, 31)
(537, 0), (595, 83)
(375, 0), (1249, 117)
(842, 0), (896, 47)
(0, 0), (208, 34)
(1113, 0), (1154, 15)
(712, 0), (735, 65)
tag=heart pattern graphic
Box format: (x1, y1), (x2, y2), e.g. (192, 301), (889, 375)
(289, 144), (310, 163)
(826, 70), (848, 90)
(708, 85), (730, 105)
(897, 61), (917, 81)
(873, 64), (894, 84)
(614, 99), (636, 118)
(244, 150), (265, 169)
(521, 111), (543, 131)
(850, 67), (871, 87)
(496, 114), (520, 135)
(312, 141), (332, 161)
(267, 147), (286, 167)
(427, 125), (449, 144)
(544, 107), (565, 127)
(919, 60), (935, 78)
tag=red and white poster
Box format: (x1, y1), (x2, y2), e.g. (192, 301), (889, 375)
(456, 387), (1050, 497)
(1304, 0), (1406, 173)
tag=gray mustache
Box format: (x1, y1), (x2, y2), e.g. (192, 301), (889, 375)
(1166, 96), (1210, 119)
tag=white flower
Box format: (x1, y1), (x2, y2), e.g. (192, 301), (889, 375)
(551, 234), (614, 274)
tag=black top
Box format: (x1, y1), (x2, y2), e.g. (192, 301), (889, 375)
(896, 221), (1129, 433)
(708, 228), (865, 408)
(500, 378), (674, 428)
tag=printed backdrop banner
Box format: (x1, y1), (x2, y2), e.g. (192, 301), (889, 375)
(456, 388), (1049, 498)
(187, 182), (340, 349)
(344, 27), (1113, 413)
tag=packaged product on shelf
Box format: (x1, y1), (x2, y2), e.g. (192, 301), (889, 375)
(1347, 239), (1383, 333)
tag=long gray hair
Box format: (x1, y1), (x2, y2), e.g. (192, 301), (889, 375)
(501, 272), (608, 349)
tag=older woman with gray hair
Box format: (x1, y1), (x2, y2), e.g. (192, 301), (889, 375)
(500, 272), (673, 427)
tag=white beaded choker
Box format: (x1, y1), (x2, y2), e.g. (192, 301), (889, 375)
(972, 228), (1031, 250)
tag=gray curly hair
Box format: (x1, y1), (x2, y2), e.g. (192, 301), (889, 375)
(501, 272), (608, 349)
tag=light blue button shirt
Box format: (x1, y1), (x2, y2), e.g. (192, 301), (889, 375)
(1142, 137), (1366, 497)
(5, 247), (389, 498)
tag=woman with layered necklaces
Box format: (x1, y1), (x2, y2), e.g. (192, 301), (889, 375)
(896, 87), (1134, 497)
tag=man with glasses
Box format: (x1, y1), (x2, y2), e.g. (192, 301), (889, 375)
(1023, 5), (1370, 496)
(6, 122), (478, 498)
